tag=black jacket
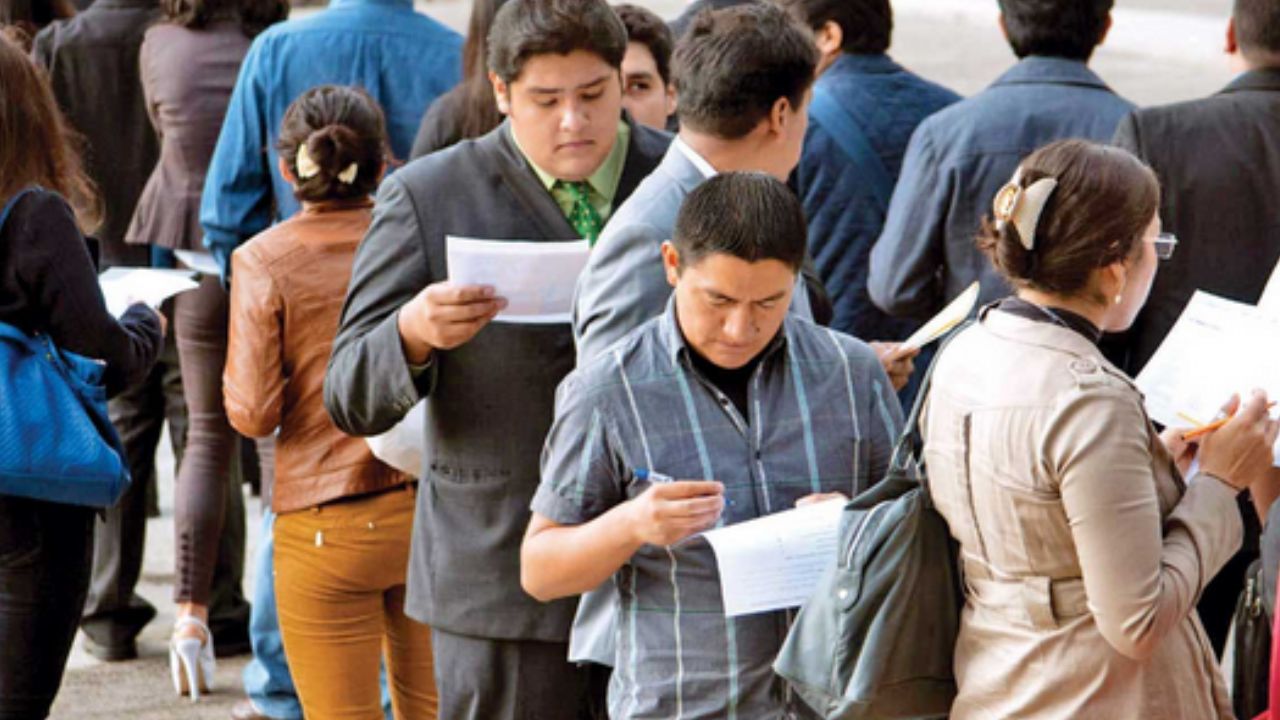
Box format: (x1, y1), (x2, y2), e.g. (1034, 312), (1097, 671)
(1113, 68), (1280, 374)
(326, 118), (671, 641)
(32, 0), (161, 268)
(0, 191), (161, 396)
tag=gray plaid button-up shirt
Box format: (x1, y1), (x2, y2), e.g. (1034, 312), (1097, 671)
(532, 300), (902, 719)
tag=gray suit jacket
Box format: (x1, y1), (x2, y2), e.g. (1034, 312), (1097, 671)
(324, 118), (670, 641)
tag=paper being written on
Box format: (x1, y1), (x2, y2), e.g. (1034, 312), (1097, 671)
(703, 498), (845, 617)
(446, 236), (590, 324)
(99, 267), (198, 319)
(1135, 290), (1280, 464)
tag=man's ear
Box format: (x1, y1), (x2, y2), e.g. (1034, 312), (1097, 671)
(660, 241), (681, 288)
(491, 71), (512, 116)
(816, 20), (843, 59)
(768, 95), (793, 138)
(1226, 17), (1240, 56)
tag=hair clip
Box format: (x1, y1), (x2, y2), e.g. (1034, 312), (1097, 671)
(295, 144), (320, 180)
(337, 163), (359, 184)
(992, 166), (1058, 251)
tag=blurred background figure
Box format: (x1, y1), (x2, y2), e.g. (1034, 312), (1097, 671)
(615, 3), (677, 130)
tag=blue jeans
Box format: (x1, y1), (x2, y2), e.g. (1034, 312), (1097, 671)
(243, 510), (392, 720)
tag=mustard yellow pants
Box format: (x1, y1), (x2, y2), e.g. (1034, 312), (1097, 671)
(275, 485), (436, 720)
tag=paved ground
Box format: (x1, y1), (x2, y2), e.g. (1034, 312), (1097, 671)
(45, 0), (1237, 717)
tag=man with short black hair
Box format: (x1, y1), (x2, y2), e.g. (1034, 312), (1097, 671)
(324, 0), (670, 716)
(524, 172), (902, 719)
(779, 0), (960, 343)
(1113, 0), (1280, 657)
(868, 0), (1132, 322)
(615, 3), (677, 130)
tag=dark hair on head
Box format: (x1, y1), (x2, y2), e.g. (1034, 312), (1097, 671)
(487, 0), (628, 83)
(775, 0), (892, 55)
(276, 85), (388, 204)
(975, 139), (1158, 302)
(673, 3), (818, 139)
(454, 0), (511, 140)
(1234, 0), (1280, 62)
(0, 32), (101, 230)
(614, 3), (674, 84)
(674, 171), (807, 271)
(161, 0), (288, 37)
(997, 0), (1113, 61)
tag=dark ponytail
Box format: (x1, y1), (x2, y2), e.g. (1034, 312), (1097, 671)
(276, 85), (388, 204)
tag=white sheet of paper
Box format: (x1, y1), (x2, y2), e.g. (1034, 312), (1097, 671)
(1135, 290), (1280, 463)
(173, 249), (221, 277)
(899, 281), (980, 353)
(702, 499), (845, 618)
(98, 267), (198, 318)
(445, 236), (590, 324)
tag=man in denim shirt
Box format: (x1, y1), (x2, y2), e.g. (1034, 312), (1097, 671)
(868, 0), (1133, 323)
(200, 0), (462, 277)
(196, 4), (459, 718)
(780, 0), (959, 344)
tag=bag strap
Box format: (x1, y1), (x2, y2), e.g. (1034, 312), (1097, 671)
(0, 187), (39, 235)
(886, 319), (976, 483)
(807, 86), (895, 211)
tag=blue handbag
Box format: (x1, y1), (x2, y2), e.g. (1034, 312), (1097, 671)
(0, 188), (131, 507)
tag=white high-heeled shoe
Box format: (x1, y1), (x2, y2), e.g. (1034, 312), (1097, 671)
(169, 615), (216, 702)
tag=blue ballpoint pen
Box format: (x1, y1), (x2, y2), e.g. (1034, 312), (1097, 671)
(634, 468), (733, 507)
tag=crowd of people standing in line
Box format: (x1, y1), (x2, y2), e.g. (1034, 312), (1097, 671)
(3, 0), (1280, 719)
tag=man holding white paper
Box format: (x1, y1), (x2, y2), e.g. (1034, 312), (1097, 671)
(324, 1), (670, 716)
(522, 174), (902, 719)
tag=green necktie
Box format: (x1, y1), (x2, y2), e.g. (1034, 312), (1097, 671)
(558, 180), (603, 245)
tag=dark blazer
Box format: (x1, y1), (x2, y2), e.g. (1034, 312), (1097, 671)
(32, 0), (161, 268)
(0, 190), (161, 396)
(325, 118), (671, 641)
(1113, 68), (1280, 374)
(127, 20), (251, 251)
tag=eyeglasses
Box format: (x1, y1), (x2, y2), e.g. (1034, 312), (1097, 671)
(1153, 232), (1178, 260)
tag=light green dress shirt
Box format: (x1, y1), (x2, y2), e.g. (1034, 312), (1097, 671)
(511, 120), (631, 225)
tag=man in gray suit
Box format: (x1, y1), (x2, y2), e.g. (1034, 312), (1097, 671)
(323, 0), (669, 717)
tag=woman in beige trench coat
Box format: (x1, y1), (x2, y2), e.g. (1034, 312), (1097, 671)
(922, 139), (1280, 719)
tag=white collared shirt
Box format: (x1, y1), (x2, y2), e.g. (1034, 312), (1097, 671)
(673, 135), (718, 179)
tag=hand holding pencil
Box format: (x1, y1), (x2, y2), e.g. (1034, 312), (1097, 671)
(1192, 391), (1280, 491)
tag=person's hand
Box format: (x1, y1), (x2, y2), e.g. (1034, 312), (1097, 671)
(1197, 391), (1280, 490)
(871, 342), (918, 391)
(397, 282), (508, 363)
(796, 492), (847, 507)
(1159, 426), (1198, 478)
(625, 480), (724, 546)
(129, 301), (167, 336)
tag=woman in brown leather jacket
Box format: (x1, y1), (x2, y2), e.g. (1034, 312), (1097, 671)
(223, 85), (436, 720)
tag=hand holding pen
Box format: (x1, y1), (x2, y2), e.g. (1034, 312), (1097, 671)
(1188, 391), (1280, 491)
(627, 469), (724, 547)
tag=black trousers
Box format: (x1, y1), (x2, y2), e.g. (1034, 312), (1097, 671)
(0, 495), (95, 719)
(430, 629), (589, 720)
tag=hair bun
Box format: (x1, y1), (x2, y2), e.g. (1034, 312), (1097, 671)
(303, 124), (360, 178)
